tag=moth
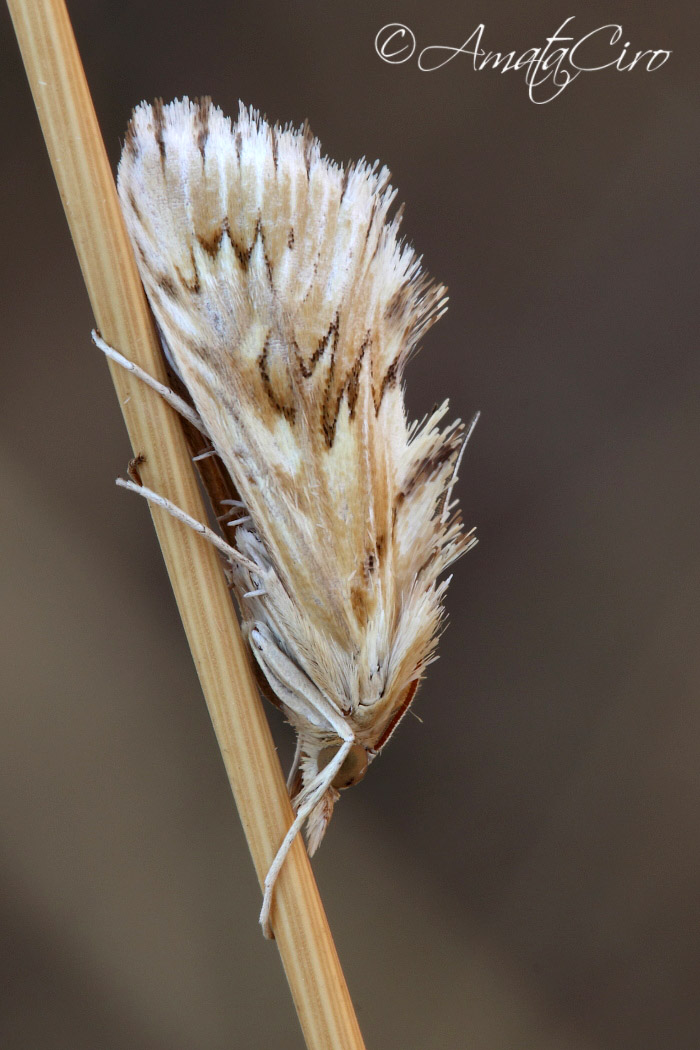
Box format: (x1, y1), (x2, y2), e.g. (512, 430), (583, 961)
(101, 97), (477, 936)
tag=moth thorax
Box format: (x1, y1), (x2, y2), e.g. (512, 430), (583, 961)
(318, 742), (369, 790)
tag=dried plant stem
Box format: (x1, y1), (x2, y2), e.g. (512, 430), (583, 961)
(6, 2), (365, 1047)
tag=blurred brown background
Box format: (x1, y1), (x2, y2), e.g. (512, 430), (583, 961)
(1, 1), (698, 1047)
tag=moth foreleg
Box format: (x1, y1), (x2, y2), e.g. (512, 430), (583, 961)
(286, 734), (302, 793)
(91, 330), (207, 436)
(116, 477), (258, 573)
(250, 623), (352, 737)
(259, 737), (354, 939)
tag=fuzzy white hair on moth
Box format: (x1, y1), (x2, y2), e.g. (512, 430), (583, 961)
(108, 96), (478, 937)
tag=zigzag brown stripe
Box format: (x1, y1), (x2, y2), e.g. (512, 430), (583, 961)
(374, 355), (400, 412)
(321, 331), (371, 448)
(197, 215), (273, 283)
(174, 248), (201, 293)
(292, 313), (402, 432)
(293, 313), (339, 379)
(253, 308), (402, 445)
(403, 437), (459, 496)
(258, 334), (296, 423)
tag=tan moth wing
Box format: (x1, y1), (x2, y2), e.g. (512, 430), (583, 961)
(118, 97), (475, 855)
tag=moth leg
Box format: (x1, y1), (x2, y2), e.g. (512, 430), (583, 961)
(286, 734), (302, 793)
(116, 477), (258, 572)
(259, 738), (354, 939)
(250, 623), (351, 734)
(91, 329), (208, 436)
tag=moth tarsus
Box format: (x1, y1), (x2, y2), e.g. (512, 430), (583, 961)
(112, 97), (478, 936)
(91, 329), (207, 435)
(260, 736), (355, 939)
(114, 476), (258, 573)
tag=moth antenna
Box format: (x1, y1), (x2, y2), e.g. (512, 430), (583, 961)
(259, 738), (354, 938)
(116, 478), (257, 572)
(92, 330), (208, 436)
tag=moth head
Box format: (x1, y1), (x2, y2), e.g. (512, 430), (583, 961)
(318, 741), (369, 790)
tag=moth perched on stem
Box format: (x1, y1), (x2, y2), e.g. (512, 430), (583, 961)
(104, 97), (477, 937)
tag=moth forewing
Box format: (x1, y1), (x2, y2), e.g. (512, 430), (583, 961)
(116, 97), (476, 935)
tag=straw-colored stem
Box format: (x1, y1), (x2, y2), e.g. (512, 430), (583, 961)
(6, 2), (365, 1047)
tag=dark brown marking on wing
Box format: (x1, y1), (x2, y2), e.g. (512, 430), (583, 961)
(197, 219), (227, 258)
(302, 119), (314, 178)
(174, 248), (201, 294)
(413, 545), (443, 583)
(195, 215), (273, 282)
(258, 218), (274, 285)
(320, 328), (339, 446)
(231, 215), (258, 270)
(350, 581), (368, 625)
(151, 98), (166, 166)
(384, 285), (409, 322)
(270, 124), (279, 171)
(127, 190), (143, 224)
(403, 441), (456, 496)
(287, 227), (295, 249)
(231, 216), (261, 271)
(364, 199), (378, 246)
(194, 96), (211, 160)
(258, 335), (296, 423)
(374, 354), (401, 413)
(157, 273), (178, 300)
(321, 328), (370, 448)
(346, 333), (371, 420)
(293, 314), (339, 380)
(368, 231), (383, 265)
(124, 118), (139, 159)
(186, 340), (214, 364)
(391, 494), (403, 539)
